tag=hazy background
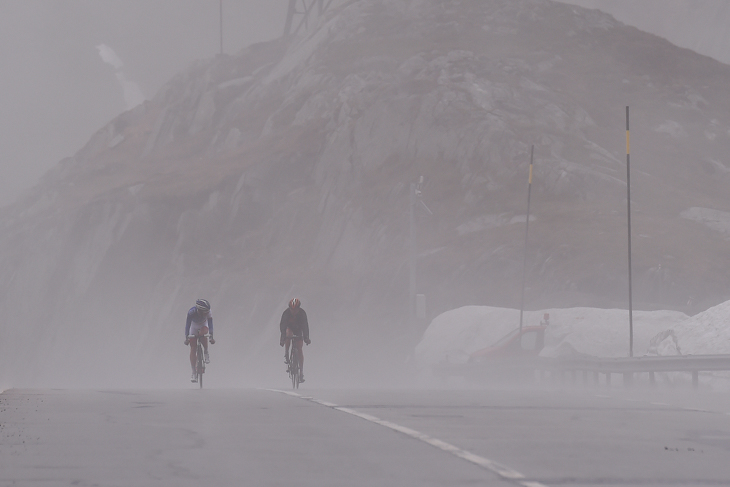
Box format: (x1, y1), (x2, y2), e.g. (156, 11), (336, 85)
(0, 0), (285, 207)
(4, 0), (730, 390)
(2, 0), (730, 206)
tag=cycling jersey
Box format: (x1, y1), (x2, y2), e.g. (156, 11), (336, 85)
(280, 308), (309, 341)
(185, 307), (213, 337)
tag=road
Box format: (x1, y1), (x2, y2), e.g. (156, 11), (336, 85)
(2, 385), (730, 486)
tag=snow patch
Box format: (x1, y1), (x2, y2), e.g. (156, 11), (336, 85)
(457, 214), (535, 236)
(415, 305), (688, 367)
(681, 207), (730, 236)
(655, 120), (686, 138)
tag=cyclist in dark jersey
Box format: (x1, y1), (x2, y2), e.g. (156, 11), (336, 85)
(279, 298), (310, 382)
(184, 298), (215, 382)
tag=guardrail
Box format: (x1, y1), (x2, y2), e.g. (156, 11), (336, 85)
(538, 354), (730, 389)
(434, 354), (730, 390)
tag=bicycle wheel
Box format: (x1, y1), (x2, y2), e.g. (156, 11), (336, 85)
(290, 350), (298, 389)
(197, 344), (204, 389)
(294, 349), (301, 389)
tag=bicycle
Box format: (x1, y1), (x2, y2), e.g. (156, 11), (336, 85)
(286, 335), (303, 389)
(188, 333), (210, 389)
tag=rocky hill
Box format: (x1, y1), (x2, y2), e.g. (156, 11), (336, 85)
(4, 0), (730, 386)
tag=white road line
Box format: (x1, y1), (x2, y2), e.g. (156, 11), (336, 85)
(267, 389), (548, 487)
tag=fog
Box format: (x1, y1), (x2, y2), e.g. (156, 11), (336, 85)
(0, 0), (285, 207)
(559, 0), (730, 65)
(4, 0), (730, 393)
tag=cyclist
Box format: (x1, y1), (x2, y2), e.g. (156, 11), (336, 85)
(184, 298), (215, 382)
(279, 298), (310, 382)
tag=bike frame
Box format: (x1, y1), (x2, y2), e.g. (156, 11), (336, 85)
(188, 333), (210, 389)
(287, 335), (303, 389)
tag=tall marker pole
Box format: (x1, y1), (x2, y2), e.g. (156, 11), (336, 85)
(409, 182), (416, 337)
(519, 145), (534, 332)
(626, 106), (634, 357)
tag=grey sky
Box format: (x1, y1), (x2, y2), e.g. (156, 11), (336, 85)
(0, 1), (286, 207)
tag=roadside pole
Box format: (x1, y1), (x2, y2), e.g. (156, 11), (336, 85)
(409, 177), (432, 339)
(409, 182), (416, 337)
(519, 145), (534, 332)
(626, 106), (634, 357)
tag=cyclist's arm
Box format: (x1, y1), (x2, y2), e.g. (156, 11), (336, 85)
(185, 312), (193, 337)
(301, 310), (310, 341)
(207, 316), (214, 336)
(279, 311), (288, 339)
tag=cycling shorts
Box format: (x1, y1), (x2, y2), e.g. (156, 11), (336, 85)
(189, 321), (209, 338)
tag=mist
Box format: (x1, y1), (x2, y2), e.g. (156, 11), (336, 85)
(3, 0), (730, 393)
(0, 0), (286, 208)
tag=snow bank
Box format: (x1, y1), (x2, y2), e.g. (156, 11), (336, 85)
(664, 300), (730, 355)
(415, 305), (689, 367)
(415, 306), (521, 366)
(540, 308), (689, 359)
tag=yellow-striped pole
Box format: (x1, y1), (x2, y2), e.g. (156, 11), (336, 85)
(626, 106), (634, 357)
(519, 145), (534, 332)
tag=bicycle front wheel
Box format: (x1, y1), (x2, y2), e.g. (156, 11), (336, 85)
(197, 344), (204, 389)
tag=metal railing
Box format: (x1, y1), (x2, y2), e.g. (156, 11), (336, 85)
(434, 354), (730, 390)
(538, 354), (730, 389)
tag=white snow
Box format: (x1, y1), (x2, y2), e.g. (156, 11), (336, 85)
(415, 306), (688, 367)
(417, 301), (730, 389)
(668, 300), (730, 355)
(96, 44), (145, 110)
(680, 207), (730, 237)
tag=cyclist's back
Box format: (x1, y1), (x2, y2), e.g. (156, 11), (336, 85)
(279, 298), (310, 382)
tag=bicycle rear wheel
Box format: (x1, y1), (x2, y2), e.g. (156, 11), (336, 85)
(289, 350), (298, 389)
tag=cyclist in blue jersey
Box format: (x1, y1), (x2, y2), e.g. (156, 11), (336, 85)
(184, 299), (215, 382)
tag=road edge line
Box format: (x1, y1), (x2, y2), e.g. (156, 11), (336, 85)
(265, 389), (548, 487)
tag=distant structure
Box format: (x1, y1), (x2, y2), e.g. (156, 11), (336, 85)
(284, 0), (335, 37)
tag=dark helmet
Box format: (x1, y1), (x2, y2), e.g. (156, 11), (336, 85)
(288, 298), (301, 310)
(195, 298), (211, 313)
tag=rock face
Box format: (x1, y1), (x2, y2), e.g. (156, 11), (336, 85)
(4, 0), (730, 386)
(561, 0), (730, 66)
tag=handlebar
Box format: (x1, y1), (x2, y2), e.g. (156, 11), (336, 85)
(284, 335), (310, 344)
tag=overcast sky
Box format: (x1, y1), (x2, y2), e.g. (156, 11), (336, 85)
(0, 0), (286, 207)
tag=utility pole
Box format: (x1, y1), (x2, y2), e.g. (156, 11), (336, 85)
(284, 0), (297, 37)
(409, 176), (432, 338)
(519, 145), (534, 332)
(283, 0), (334, 38)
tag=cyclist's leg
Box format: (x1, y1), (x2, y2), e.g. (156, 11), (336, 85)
(284, 327), (294, 361)
(189, 337), (198, 372)
(294, 338), (304, 376)
(200, 326), (209, 352)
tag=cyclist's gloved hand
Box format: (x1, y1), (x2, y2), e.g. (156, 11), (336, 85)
(184, 339), (190, 346)
(304, 338), (311, 345)
(279, 339), (285, 347)
(209, 337), (215, 344)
